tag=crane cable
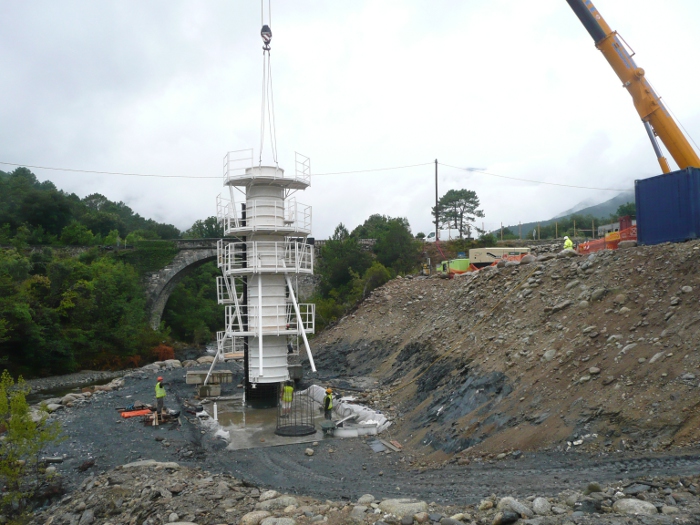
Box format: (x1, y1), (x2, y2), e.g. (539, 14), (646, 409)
(259, 0), (278, 168)
(383, 265), (540, 397)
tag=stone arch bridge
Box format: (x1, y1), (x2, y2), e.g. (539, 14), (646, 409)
(143, 239), (221, 329)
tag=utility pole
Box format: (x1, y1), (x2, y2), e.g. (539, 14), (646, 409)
(434, 159), (439, 241)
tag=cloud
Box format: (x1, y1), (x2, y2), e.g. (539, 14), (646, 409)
(1, 0), (699, 238)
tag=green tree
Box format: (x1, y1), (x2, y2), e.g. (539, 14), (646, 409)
(60, 221), (95, 245)
(616, 202), (636, 219)
(432, 189), (484, 239)
(183, 217), (224, 239)
(317, 224), (372, 298)
(374, 219), (421, 274)
(0, 370), (62, 519)
(103, 229), (122, 246)
(351, 214), (410, 239)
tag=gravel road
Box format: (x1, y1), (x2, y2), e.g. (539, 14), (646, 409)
(39, 364), (700, 506)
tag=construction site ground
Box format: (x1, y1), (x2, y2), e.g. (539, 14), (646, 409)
(32, 240), (700, 512)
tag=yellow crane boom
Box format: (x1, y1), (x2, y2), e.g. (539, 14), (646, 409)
(566, 0), (700, 173)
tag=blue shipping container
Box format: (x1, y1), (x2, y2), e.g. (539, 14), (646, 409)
(635, 167), (700, 245)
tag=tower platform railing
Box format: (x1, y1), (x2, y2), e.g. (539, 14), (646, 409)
(224, 303), (315, 336)
(218, 240), (314, 275)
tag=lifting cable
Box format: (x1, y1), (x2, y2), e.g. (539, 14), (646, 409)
(384, 265), (540, 397)
(259, 0), (278, 167)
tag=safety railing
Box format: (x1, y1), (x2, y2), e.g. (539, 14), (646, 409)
(216, 276), (245, 305)
(216, 331), (244, 357)
(222, 149), (254, 186)
(295, 152), (311, 186)
(224, 303), (315, 336)
(217, 197), (312, 235)
(218, 240), (313, 275)
(216, 194), (240, 232)
(222, 149), (311, 187)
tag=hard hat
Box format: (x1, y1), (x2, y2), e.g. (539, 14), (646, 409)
(326, 388), (332, 393)
(564, 236), (569, 239)
(157, 376), (163, 381)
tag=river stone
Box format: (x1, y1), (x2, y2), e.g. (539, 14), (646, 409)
(479, 500), (494, 511)
(349, 506), (367, 522)
(256, 496), (299, 511)
(649, 351), (665, 364)
(532, 497), (551, 515)
(612, 499), (657, 515)
(357, 494), (374, 505)
(624, 483), (651, 495)
(414, 512), (430, 523)
(543, 350), (556, 362)
(379, 499), (428, 517)
(197, 356), (215, 364)
(492, 510), (520, 525)
(401, 515), (414, 525)
(509, 500), (534, 518)
(46, 403), (64, 413)
(440, 519), (464, 525)
(260, 518), (296, 525)
(168, 513), (179, 523)
(240, 511), (272, 525)
(497, 497), (516, 511)
(661, 506), (680, 514)
(164, 359), (182, 368)
(78, 509), (94, 525)
(520, 254), (536, 265)
(305, 448), (314, 456)
(591, 288), (606, 301)
(551, 300), (572, 313)
(259, 490), (280, 501)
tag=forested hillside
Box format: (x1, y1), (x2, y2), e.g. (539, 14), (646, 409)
(0, 167), (180, 246)
(0, 167), (216, 377)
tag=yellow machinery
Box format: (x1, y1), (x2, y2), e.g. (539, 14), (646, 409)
(566, 0), (700, 173)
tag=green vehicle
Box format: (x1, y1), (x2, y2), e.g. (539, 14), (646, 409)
(437, 258), (471, 275)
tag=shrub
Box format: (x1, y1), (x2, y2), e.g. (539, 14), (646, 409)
(0, 370), (62, 519)
(152, 344), (174, 361)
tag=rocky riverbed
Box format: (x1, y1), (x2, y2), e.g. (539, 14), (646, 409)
(25, 357), (700, 524)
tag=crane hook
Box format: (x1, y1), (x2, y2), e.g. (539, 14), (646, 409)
(261, 24), (272, 51)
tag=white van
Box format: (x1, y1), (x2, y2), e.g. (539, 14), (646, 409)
(424, 229), (460, 242)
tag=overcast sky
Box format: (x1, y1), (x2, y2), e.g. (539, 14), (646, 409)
(2, 0), (700, 238)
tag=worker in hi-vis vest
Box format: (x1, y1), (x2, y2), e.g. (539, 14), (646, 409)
(281, 381), (294, 416)
(563, 236), (574, 250)
(155, 376), (167, 415)
(323, 388), (333, 420)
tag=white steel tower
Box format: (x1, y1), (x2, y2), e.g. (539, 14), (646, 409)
(213, 149), (316, 402)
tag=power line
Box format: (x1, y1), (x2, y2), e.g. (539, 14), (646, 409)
(313, 162), (433, 176)
(0, 160), (433, 179)
(438, 163), (628, 192)
(0, 159), (631, 191)
(0, 161), (220, 179)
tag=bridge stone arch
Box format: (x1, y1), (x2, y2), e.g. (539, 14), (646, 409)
(144, 240), (219, 329)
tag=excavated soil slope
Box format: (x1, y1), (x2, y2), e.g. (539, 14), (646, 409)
(307, 241), (700, 467)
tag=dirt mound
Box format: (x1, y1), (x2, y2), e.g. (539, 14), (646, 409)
(308, 241), (700, 465)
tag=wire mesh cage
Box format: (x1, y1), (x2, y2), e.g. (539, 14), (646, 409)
(275, 383), (316, 436)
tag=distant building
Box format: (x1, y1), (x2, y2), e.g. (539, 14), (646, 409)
(598, 219), (636, 237)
